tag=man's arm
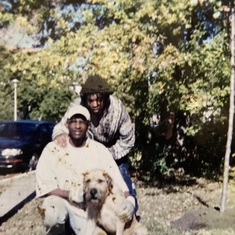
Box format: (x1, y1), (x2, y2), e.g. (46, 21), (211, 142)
(108, 100), (135, 160)
(101, 145), (130, 192)
(52, 97), (81, 140)
(47, 188), (84, 206)
(101, 146), (135, 221)
(36, 143), (60, 198)
(36, 142), (84, 204)
(47, 188), (69, 199)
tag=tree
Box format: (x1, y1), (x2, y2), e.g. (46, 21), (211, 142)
(220, 3), (235, 213)
(0, 0), (233, 178)
(0, 46), (16, 120)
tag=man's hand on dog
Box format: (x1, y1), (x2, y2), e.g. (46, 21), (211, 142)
(119, 196), (135, 222)
(69, 184), (84, 204)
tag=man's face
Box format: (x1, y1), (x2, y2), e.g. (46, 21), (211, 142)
(86, 93), (104, 114)
(67, 114), (88, 141)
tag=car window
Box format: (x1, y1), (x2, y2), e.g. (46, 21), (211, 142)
(20, 124), (38, 139)
(39, 125), (49, 138)
(38, 124), (53, 142)
(0, 124), (7, 136)
(0, 123), (37, 140)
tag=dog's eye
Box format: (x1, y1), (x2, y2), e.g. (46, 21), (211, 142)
(85, 179), (91, 183)
(98, 179), (104, 183)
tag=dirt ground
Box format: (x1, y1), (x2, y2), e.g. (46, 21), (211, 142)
(138, 176), (235, 235)
(1, 175), (235, 235)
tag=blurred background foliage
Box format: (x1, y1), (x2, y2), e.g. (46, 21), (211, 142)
(0, 0), (234, 181)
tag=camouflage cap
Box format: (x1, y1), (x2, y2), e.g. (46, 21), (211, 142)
(81, 75), (113, 94)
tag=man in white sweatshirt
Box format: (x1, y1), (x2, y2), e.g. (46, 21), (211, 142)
(36, 105), (135, 235)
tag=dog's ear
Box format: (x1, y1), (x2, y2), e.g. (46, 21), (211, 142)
(83, 172), (89, 177)
(82, 172), (89, 185)
(103, 172), (113, 194)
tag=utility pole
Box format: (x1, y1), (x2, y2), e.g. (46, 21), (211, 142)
(12, 79), (19, 121)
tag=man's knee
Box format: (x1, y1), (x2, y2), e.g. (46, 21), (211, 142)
(42, 196), (68, 228)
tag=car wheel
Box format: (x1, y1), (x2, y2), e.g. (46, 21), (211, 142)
(28, 154), (39, 171)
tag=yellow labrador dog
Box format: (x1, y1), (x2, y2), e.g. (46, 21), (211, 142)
(83, 169), (148, 235)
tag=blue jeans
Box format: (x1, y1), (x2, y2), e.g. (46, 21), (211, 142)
(118, 162), (138, 212)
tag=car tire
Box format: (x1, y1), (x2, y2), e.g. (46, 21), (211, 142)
(28, 154), (39, 171)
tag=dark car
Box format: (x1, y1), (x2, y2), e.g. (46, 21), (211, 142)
(0, 120), (54, 172)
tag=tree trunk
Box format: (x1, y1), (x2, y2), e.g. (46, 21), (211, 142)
(220, 7), (235, 213)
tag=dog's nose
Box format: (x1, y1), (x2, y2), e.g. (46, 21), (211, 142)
(90, 188), (98, 198)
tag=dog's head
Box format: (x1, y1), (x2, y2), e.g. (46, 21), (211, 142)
(83, 169), (113, 207)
